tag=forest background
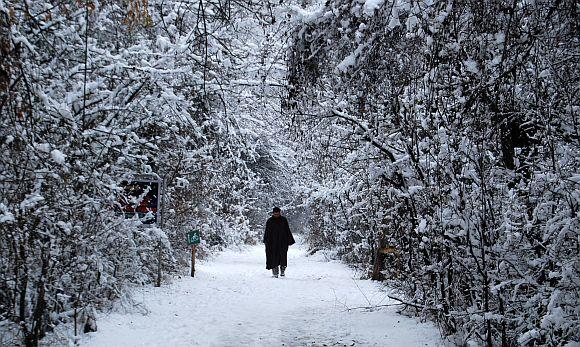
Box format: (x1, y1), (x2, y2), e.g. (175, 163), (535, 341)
(0, 0), (578, 346)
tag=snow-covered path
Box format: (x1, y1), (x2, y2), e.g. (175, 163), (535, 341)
(83, 237), (442, 347)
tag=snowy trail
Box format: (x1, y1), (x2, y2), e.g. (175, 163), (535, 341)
(82, 237), (442, 347)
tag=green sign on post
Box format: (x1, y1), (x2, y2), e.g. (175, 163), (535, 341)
(187, 230), (201, 245)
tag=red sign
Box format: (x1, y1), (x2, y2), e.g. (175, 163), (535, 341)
(118, 180), (160, 224)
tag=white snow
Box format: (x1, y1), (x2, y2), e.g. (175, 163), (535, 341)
(539, 69), (550, 78)
(82, 237), (443, 346)
(35, 143), (51, 153)
(336, 53), (356, 73)
(288, 5), (326, 24)
(363, 0), (385, 16)
(518, 329), (540, 345)
(0, 203), (14, 223)
(156, 36), (172, 51)
(388, 7), (401, 29)
(20, 193), (44, 210)
(50, 149), (66, 165)
(0, 212), (14, 223)
(463, 59), (479, 74)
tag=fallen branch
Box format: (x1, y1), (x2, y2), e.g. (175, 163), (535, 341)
(387, 295), (440, 312)
(345, 303), (405, 312)
(388, 296), (490, 318)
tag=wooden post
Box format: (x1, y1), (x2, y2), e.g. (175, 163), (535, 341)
(73, 293), (80, 337)
(190, 245), (196, 277)
(372, 247), (400, 280)
(156, 239), (162, 287)
(73, 306), (77, 337)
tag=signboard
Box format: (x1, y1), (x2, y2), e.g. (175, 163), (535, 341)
(187, 230), (201, 245)
(118, 177), (160, 225)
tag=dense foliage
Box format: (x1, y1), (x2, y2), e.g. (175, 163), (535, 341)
(288, 0), (579, 345)
(0, 0), (288, 345)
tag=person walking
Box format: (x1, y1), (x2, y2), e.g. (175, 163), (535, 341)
(263, 207), (295, 278)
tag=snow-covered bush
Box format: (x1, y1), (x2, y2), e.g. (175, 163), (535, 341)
(0, 0), (287, 345)
(288, 0), (579, 345)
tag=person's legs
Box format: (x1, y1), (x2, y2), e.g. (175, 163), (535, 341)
(272, 266), (279, 277)
(280, 249), (288, 277)
(280, 266), (286, 277)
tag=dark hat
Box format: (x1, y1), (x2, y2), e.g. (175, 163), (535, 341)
(272, 207), (281, 213)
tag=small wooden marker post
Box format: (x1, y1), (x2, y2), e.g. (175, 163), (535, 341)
(190, 245), (196, 277)
(186, 230), (201, 277)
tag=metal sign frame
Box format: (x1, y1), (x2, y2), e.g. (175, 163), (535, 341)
(118, 174), (163, 226)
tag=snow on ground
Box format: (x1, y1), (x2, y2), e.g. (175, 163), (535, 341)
(82, 236), (443, 347)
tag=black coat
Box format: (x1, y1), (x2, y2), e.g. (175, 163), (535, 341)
(263, 215), (295, 269)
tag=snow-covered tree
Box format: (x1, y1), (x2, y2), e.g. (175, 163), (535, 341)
(0, 0), (290, 344)
(287, 0), (579, 345)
